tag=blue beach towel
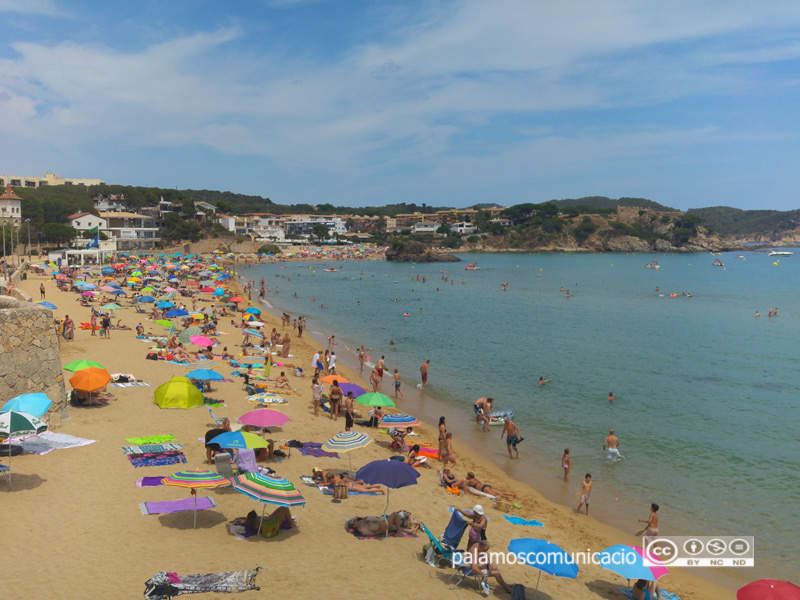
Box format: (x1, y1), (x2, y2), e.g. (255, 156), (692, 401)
(504, 514), (544, 527)
(617, 588), (681, 600)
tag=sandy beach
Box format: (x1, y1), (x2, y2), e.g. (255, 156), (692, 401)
(5, 263), (735, 600)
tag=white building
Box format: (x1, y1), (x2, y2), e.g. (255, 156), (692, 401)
(253, 226), (286, 243)
(450, 221), (477, 235)
(413, 220), (439, 234)
(93, 194), (128, 212)
(0, 184), (23, 227)
(284, 215), (347, 238)
(100, 211), (160, 250)
(67, 212), (108, 233)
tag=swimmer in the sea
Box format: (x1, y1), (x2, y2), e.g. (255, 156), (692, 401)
(539, 377), (551, 386)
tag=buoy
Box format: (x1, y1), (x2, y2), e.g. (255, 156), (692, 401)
(403, 313), (410, 317)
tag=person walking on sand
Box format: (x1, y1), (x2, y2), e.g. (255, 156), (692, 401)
(392, 368), (405, 400)
(344, 392), (355, 432)
(90, 310), (98, 337)
(638, 503), (660, 546)
(562, 448), (572, 481)
(417, 359), (430, 390)
(576, 473), (592, 516)
(500, 416), (523, 459)
(40, 283), (46, 299)
(311, 375), (323, 417)
(603, 429), (623, 461)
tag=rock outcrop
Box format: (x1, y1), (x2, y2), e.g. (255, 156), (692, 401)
(385, 240), (461, 262)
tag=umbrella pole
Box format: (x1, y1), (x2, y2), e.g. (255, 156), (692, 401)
(384, 488), (390, 515)
(348, 453), (352, 473)
(258, 503), (267, 532)
(536, 570), (541, 590)
(193, 492), (198, 529)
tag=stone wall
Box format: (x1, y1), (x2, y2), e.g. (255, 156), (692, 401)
(0, 296), (69, 427)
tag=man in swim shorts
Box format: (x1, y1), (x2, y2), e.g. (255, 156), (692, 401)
(473, 397), (494, 431)
(418, 359), (430, 389)
(603, 429), (623, 460)
(576, 473), (592, 516)
(500, 417), (522, 459)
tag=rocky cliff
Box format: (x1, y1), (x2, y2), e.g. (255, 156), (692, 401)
(385, 240), (461, 262)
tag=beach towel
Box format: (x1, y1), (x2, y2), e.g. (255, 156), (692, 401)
(298, 442), (339, 459)
(354, 531), (417, 539)
(126, 435), (176, 445)
(617, 588), (681, 600)
(226, 517), (259, 540)
(122, 444), (185, 454)
(129, 451), (187, 468)
(319, 486), (380, 496)
(144, 568), (260, 600)
(466, 486), (496, 500)
(140, 496), (218, 515)
(112, 382), (153, 388)
(136, 476), (167, 487)
(17, 432), (97, 455)
(504, 515), (544, 527)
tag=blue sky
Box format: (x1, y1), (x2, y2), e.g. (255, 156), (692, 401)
(1, 1), (799, 210)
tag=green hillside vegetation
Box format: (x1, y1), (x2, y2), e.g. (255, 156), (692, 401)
(687, 206), (800, 236)
(549, 196), (675, 212)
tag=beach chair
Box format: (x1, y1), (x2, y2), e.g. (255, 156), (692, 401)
(207, 406), (228, 427)
(0, 464), (10, 489)
(214, 452), (235, 479)
(421, 523), (459, 568)
(448, 552), (486, 592)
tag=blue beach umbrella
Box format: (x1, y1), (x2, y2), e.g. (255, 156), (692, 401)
(1, 393), (52, 418)
(208, 431), (270, 450)
(356, 459), (420, 513)
(165, 309), (189, 318)
(594, 545), (669, 583)
(243, 328), (263, 338)
(185, 369), (225, 381)
(508, 538), (579, 590)
(212, 288), (225, 296)
(157, 301), (176, 309)
(110, 289), (127, 295)
(137, 296), (155, 303)
(37, 301), (57, 310)
(244, 307), (261, 315)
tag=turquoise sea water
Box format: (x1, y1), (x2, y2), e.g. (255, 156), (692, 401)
(244, 251), (800, 581)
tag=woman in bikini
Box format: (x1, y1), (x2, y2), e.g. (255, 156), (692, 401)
(465, 472), (516, 500)
(407, 444), (426, 468)
(328, 380), (343, 421)
(562, 448), (572, 481)
(440, 432), (456, 467)
(437, 416), (447, 459)
(359, 345), (366, 372)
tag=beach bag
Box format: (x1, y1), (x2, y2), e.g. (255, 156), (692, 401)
(334, 484), (349, 500)
(495, 499), (511, 513)
(511, 583), (526, 600)
(146, 353), (158, 361)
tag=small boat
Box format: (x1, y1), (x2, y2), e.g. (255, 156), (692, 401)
(769, 251), (793, 256)
(465, 262), (481, 271)
(736, 255), (745, 260)
(324, 268), (338, 272)
(645, 260), (660, 270)
(713, 258), (724, 267)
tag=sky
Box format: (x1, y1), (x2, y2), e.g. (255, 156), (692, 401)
(1, 1), (799, 211)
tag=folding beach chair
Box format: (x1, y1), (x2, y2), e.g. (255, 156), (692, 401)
(207, 406), (228, 426)
(421, 511), (469, 568)
(214, 452), (235, 479)
(0, 464), (10, 489)
(448, 552), (486, 592)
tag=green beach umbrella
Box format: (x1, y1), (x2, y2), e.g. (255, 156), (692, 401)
(178, 326), (202, 344)
(63, 359), (106, 372)
(101, 303), (122, 310)
(154, 376), (204, 409)
(356, 392), (396, 408)
(0, 411), (48, 486)
(154, 319), (173, 328)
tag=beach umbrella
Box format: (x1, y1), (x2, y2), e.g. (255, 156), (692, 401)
(232, 472), (305, 530)
(69, 367), (112, 392)
(162, 469), (230, 528)
(246, 394), (288, 405)
(100, 285), (118, 292)
(0, 411), (48, 485)
(185, 369), (224, 381)
(321, 375), (349, 385)
(737, 580), (800, 600)
(323, 431), (373, 471)
(208, 431), (270, 450)
(229, 296), (244, 302)
(213, 288), (225, 296)
(244, 307), (261, 315)
(379, 414), (420, 429)
(157, 301), (176, 309)
(63, 359), (106, 372)
(178, 326), (203, 344)
(141, 287), (155, 293)
(338, 383), (367, 397)
(508, 538), (579, 590)
(1, 393), (52, 418)
(165, 309), (189, 318)
(242, 328), (263, 338)
(36, 301), (57, 310)
(154, 319), (173, 328)
(137, 296), (155, 303)
(189, 335), (214, 347)
(594, 545), (669, 585)
(356, 459), (419, 513)
(110, 289), (127, 295)
(356, 392), (396, 408)
(238, 409), (291, 428)
(154, 376), (204, 409)
(80, 291), (97, 296)
(101, 303), (122, 310)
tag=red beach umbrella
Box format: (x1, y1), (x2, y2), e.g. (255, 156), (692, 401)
(737, 580), (800, 600)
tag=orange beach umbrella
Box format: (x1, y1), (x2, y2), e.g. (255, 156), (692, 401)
(69, 367), (112, 392)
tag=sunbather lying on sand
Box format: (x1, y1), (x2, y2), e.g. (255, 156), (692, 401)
(465, 472), (516, 499)
(346, 511), (419, 536)
(328, 474), (385, 494)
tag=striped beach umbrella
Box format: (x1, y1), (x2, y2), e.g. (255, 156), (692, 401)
(233, 472), (305, 530)
(0, 411), (48, 486)
(208, 431), (270, 450)
(379, 414), (421, 429)
(323, 431), (373, 471)
(178, 326), (203, 344)
(162, 469), (231, 528)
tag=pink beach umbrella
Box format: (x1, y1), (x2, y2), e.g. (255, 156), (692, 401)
(238, 409), (291, 428)
(189, 335), (214, 347)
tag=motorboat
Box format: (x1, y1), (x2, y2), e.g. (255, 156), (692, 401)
(465, 262), (480, 271)
(769, 250), (793, 256)
(645, 260), (660, 269)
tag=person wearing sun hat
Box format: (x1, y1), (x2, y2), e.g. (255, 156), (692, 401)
(456, 504), (488, 550)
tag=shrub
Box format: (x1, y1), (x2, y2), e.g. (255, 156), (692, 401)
(467, 235), (480, 243)
(256, 244), (281, 255)
(572, 221), (598, 244)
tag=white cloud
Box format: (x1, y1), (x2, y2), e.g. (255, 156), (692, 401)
(0, 0), (63, 16)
